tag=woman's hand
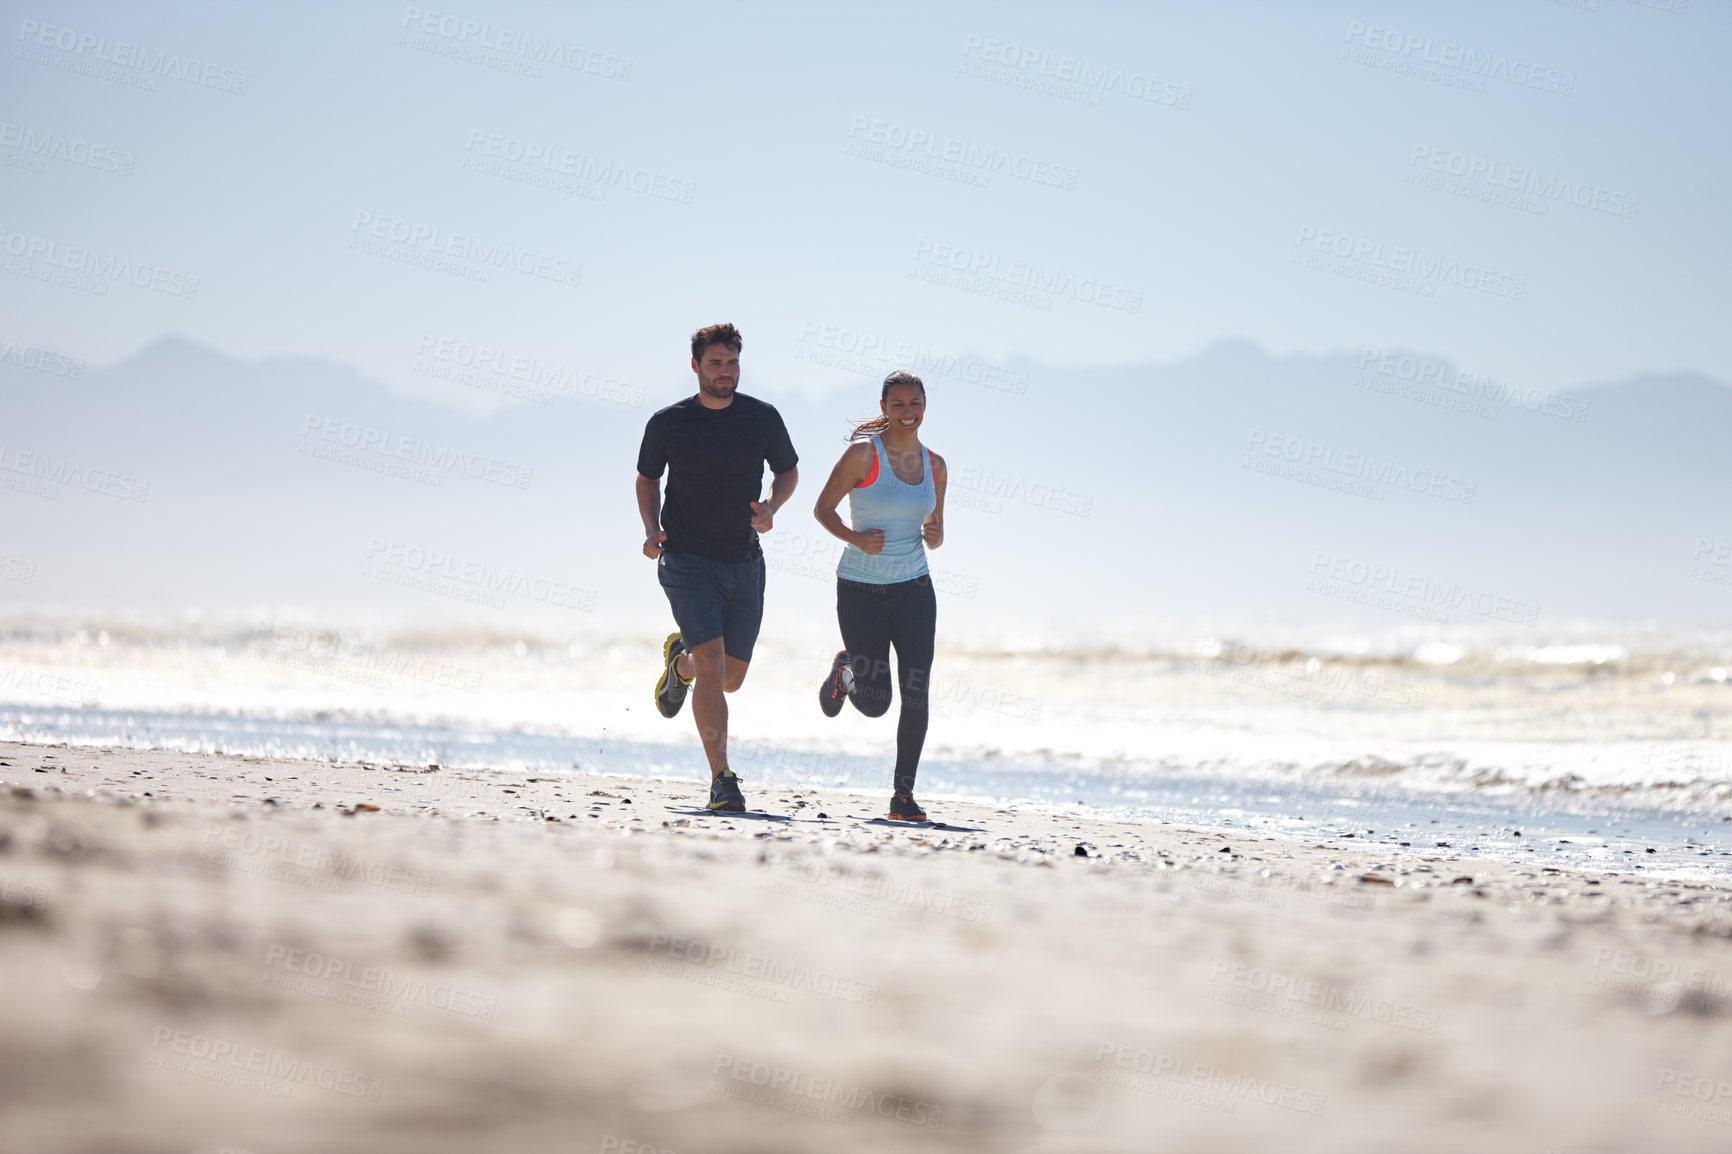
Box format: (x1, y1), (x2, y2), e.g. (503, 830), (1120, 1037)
(853, 528), (886, 555)
(922, 520), (943, 549)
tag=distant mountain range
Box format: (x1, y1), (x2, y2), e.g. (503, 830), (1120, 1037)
(3, 337), (1728, 634)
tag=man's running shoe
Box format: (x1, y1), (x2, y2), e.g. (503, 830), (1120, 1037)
(706, 770), (746, 813)
(655, 632), (693, 719)
(887, 793), (927, 822)
(819, 650), (853, 718)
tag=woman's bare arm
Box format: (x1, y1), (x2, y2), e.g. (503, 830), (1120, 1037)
(814, 442), (882, 554)
(922, 452), (946, 549)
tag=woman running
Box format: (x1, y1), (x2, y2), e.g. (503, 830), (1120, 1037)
(812, 370), (946, 822)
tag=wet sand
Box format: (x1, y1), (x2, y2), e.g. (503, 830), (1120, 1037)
(3, 738), (1732, 1153)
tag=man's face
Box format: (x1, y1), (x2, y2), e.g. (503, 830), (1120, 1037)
(692, 344), (740, 400)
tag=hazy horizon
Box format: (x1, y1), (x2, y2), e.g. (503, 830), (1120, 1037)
(6, 333), (1732, 642)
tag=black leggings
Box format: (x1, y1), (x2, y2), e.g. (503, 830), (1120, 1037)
(836, 575), (937, 797)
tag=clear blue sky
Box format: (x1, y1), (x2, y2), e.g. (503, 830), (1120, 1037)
(4, 0), (1726, 410)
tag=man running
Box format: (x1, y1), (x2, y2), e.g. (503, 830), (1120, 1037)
(635, 323), (799, 812)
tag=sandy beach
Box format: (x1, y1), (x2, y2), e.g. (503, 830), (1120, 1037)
(4, 737), (1732, 1153)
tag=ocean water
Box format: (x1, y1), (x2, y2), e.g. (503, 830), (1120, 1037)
(3, 620), (1731, 877)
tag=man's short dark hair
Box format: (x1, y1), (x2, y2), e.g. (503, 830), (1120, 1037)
(691, 322), (743, 361)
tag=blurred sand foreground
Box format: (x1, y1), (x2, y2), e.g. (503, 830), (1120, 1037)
(3, 740), (1732, 1153)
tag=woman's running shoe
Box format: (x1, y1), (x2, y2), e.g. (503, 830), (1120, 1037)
(887, 793), (927, 822)
(655, 633), (693, 719)
(819, 650), (853, 717)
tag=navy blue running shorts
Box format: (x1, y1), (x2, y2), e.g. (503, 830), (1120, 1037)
(656, 550), (766, 663)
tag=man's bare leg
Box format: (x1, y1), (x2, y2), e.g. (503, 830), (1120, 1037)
(680, 639), (751, 780)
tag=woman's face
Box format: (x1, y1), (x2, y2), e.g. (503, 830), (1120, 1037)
(880, 384), (926, 432)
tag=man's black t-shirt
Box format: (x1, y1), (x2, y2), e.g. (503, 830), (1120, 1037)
(636, 393), (799, 563)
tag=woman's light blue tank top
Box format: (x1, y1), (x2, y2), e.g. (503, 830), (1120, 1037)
(836, 434), (937, 584)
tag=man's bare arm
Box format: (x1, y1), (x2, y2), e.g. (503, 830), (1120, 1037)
(636, 474), (666, 558)
(751, 466), (799, 533)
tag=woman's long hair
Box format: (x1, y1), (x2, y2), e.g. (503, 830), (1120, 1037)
(848, 370), (925, 441)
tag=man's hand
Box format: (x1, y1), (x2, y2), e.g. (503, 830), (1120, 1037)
(643, 530), (667, 559)
(750, 501), (773, 533)
(922, 520), (943, 549)
(854, 528), (886, 555)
